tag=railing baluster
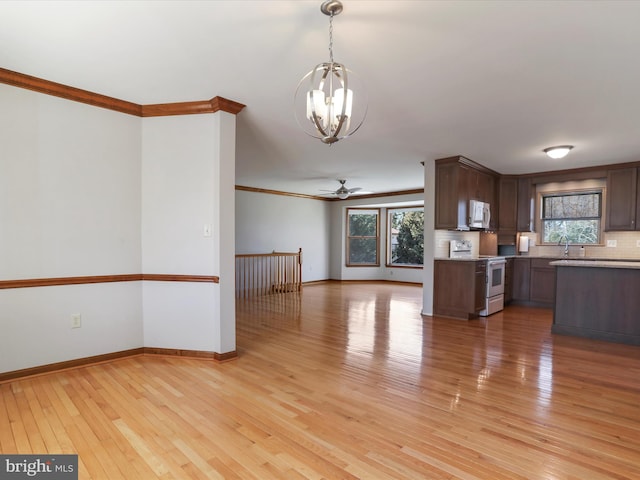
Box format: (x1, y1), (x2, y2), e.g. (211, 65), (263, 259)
(235, 249), (302, 299)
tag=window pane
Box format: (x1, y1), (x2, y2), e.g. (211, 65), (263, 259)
(347, 208), (379, 267)
(543, 193), (600, 219)
(541, 189), (602, 244)
(389, 209), (424, 265)
(543, 219), (600, 244)
(349, 238), (378, 264)
(349, 213), (377, 236)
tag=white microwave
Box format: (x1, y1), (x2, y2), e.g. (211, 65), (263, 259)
(469, 200), (491, 229)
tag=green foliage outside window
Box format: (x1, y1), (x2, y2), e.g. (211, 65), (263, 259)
(389, 208), (424, 266)
(347, 209), (379, 265)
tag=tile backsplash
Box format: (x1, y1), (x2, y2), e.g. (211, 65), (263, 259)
(435, 230), (640, 259)
(519, 231), (640, 259)
(434, 230), (480, 258)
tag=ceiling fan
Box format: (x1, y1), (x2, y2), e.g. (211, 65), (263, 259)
(321, 179), (362, 200)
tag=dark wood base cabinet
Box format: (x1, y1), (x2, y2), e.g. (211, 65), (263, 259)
(511, 257), (559, 307)
(512, 257), (531, 302)
(504, 258), (513, 304)
(434, 260), (486, 320)
(529, 258), (556, 305)
(553, 264), (640, 345)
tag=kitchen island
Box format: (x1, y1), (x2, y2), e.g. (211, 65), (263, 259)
(551, 259), (640, 345)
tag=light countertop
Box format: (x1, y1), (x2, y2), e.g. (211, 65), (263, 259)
(550, 259), (640, 269)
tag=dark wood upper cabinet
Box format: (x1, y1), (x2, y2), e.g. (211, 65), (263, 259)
(480, 172), (496, 207)
(469, 169), (497, 229)
(516, 178), (535, 232)
(468, 168), (495, 204)
(606, 167), (638, 231)
(467, 167), (480, 201)
(435, 158), (640, 234)
(434, 159), (468, 230)
(636, 170), (640, 230)
(498, 176), (518, 232)
(435, 156), (498, 230)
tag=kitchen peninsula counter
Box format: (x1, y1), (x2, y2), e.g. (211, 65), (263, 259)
(551, 259), (640, 345)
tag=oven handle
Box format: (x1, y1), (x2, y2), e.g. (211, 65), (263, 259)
(487, 259), (506, 266)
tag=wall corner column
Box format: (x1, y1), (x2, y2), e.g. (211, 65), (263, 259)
(214, 111), (237, 355)
(422, 159), (435, 316)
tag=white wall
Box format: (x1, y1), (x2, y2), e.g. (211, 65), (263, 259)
(329, 192), (425, 283)
(423, 159), (435, 316)
(141, 115), (219, 275)
(141, 113), (233, 353)
(214, 112), (237, 354)
(1, 84), (237, 374)
(235, 190), (331, 282)
(0, 86), (143, 372)
(0, 283), (142, 373)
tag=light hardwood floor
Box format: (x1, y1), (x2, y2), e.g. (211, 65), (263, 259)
(2, 281), (640, 479)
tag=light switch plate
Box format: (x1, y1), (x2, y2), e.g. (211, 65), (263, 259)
(71, 314), (82, 329)
(607, 239), (617, 247)
(636, 240), (640, 247)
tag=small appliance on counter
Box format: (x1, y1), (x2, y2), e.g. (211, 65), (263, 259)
(449, 240), (473, 258)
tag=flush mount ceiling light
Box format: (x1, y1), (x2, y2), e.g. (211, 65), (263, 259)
(294, 0), (367, 145)
(544, 145), (574, 159)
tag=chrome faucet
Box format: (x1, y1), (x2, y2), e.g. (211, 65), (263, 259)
(558, 235), (570, 257)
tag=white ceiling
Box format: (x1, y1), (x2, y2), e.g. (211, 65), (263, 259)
(2, 0), (640, 197)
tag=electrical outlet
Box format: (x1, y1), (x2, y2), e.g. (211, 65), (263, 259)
(71, 314), (82, 329)
(607, 239), (617, 247)
(636, 239), (640, 248)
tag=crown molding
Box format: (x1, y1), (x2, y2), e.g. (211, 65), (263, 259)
(235, 185), (424, 201)
(142, 97), (245, 117)
(0, 67), (142, 116)
(0, 67), (245, 117)
(235, 185), (328, 201)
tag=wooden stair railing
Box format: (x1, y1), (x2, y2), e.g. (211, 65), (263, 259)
(235, 248), (302, 299)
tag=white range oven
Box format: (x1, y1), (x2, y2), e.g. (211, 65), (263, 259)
(449, 241), (506, 317)
(480, 256), (506, 316)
